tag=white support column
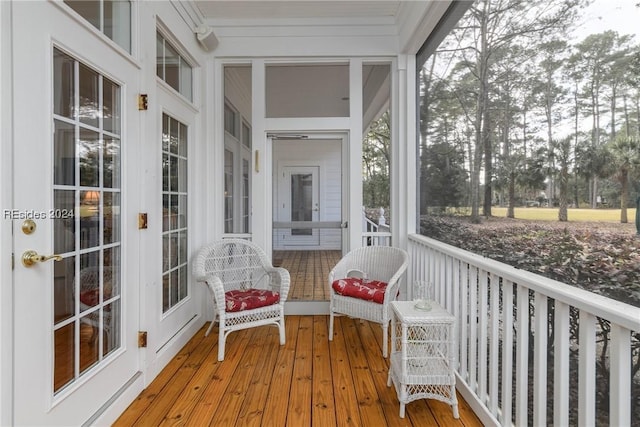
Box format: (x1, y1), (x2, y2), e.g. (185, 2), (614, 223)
(251, 59), (269, 253)
(405, 55), (417, 237)
(392, 54), (412, 252)
(210, 59), (225, 242)
(348, 58), (363, 251)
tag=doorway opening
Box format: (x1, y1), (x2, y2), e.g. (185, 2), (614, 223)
(271, 134), (346, 304)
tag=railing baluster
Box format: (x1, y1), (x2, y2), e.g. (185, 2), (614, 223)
(515, 284), (529, 427)
(460, 261), (469, 381)
(432, 250), (439, 301)
(478, 269), (489, 404)
(553, 301), (570, 426)
(489, 273), (500, 416)
(469, 266), (478, 394)
(578, 311), (595, 427)
(533, 292), (548, 426)
(501, 280), (514, 426)
(610, 323), (631, 426)
(445, 255), (452, 311)
(452, 258), (460, 329)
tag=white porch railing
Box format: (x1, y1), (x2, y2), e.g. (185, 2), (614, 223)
(408, 233), (640, 427)
(362, 206), (392, 246)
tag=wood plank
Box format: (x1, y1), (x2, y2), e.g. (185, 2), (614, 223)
(329, 317), (362, 425)
(342, 318), (389, 426)
(287, 316), (314, 426)
(206, 326), (272, 426)
(274, 250), (341, 301)
(235, 326), (280, 426)
(311, 316), (337, 426)
(116, 316), (484, 427)
(157, 329), (225, 426)
(130, 330), (215, 427)
(427, 400), (466, 426)
(182, 325), (252, 425)
(358, 320), (414, 427)
(262, 316), (300, 425)
(112, 327), (209, 426)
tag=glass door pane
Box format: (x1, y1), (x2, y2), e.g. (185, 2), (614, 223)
(290, 173), (313, 236)
(52, 48), (122, 392)
(162, 114), (188, 313)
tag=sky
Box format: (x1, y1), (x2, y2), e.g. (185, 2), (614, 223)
(570, 0), (640, 42)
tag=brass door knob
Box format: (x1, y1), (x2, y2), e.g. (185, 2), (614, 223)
(22, 250), (62, 267)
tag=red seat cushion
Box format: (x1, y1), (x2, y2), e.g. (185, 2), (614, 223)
(331, 278), (388, 304)
(80, 289), (99, 307)
(225, 289), (280, 312)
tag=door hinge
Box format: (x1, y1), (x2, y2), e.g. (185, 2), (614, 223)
(138, 213), (148, 229)
(137, 94), (148, 111)
(138, 331), (148, 348)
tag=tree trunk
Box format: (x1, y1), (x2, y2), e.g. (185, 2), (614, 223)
(546, 85), (555, 202)
(508, 172), (515, 218)
(483, 111), (492, 217)
(573, 84), (580, 208)
(623, 93), (630, 136)
(559, 164), (568, 222)
(621, 169), (628, 223)
(479, 1), (491, 219)
(610, 85), (617, 140)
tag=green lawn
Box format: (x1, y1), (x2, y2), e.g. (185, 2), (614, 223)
(490, 207), (637, 222)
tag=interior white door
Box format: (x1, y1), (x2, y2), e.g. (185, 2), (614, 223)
(277, 166), (320, 246)
(11, 2), (140, 425)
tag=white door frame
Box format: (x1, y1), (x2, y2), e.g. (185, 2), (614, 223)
(263, 131), (349, 315)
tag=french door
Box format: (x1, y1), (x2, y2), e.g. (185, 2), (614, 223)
(145, 87), (199, 364)
(11, 2), (140, 424)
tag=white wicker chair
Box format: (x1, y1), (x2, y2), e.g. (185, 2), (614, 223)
(328, 246), (409, 357)
(193, 239), (290, 361)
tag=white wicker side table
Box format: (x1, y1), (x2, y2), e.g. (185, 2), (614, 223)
(387, 300), (459, 418)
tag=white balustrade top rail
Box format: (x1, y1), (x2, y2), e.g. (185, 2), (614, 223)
(408, 234), (639, 331)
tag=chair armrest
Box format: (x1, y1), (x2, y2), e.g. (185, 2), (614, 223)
(381, 261), (409, 301)
(203, 274), (227, 312)
(264, 266), (291, 302)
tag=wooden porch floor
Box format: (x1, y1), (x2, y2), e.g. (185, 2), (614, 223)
(114, 316), (482, 427)
(273, 250), (342, 301)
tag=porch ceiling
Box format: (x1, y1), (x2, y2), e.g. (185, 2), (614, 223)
(189, 1), (455, 56)
(195, 1), (402, 21)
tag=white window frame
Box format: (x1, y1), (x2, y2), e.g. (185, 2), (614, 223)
(223, 100), (252, 235)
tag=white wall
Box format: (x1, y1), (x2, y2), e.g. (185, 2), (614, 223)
(272, 139), (342, 250)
